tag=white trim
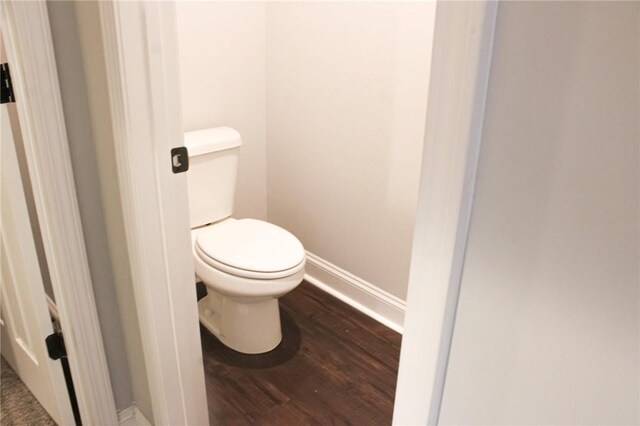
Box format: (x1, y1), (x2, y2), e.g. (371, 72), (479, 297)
(98, 2), (209, 425)
(393, 2), (497, 424)
(118, 405), (152, 426)
(304, 252), (405, 334)
(1, 2), (119, 425)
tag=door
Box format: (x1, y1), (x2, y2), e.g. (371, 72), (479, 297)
(0, 105), (76, 425)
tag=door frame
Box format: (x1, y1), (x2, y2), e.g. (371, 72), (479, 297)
(97, 0), (497, 424)
(98, 2), (209, 425)
(393, 2), (497, 423)
(1, 2), (118, 424)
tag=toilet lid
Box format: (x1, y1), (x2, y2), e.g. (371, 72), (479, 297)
(195, 219), (305, 274)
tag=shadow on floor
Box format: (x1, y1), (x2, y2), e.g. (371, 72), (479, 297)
(199, 309), (302, 369)
(196, 281), (303, 369)
(198, 281), (402, 425)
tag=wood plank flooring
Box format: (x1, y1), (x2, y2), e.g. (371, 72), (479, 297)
(198, 281), (402, 425)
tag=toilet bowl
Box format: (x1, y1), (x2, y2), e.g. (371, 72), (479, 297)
(184, 127), (305, 354)
(191, 218), (305, 354)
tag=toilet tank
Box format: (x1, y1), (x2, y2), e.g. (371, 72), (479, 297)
(184, 127), (242, 228)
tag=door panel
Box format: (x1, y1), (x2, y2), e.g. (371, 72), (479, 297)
(0, 105), (75, 425)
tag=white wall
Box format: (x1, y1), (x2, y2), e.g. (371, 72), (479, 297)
(440, 2), (639, 424)
(177, 2), (267, 221)
(266, 2), (435, 300)
(176, 2), (435, 301)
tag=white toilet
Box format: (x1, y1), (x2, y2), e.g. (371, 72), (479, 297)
(184, 127), (305, 354)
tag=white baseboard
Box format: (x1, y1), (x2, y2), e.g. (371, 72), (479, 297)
(304, 252), (405, 334)
(118, 405), (151, 426)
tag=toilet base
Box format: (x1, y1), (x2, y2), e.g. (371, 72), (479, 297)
(198, 290), (282, 354)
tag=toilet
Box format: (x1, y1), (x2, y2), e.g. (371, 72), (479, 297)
(184, 127), (305, 354)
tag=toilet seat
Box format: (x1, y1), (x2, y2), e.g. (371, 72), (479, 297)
(195, 218), (305, 280)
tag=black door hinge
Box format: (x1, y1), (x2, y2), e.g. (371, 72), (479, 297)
(171, 146), (189, 173)
(46, 332), (67, 360)
(1, 63), (15, 104)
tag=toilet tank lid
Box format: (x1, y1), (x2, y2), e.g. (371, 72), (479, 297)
(184, 127), (242, 157)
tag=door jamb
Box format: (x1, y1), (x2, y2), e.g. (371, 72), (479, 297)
(98, 1), (209, 424)
(393, 1), (498, 423)
(96, 0), (497, 424)
(1, 2), (119, 424)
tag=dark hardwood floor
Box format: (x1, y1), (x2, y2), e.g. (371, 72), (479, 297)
(198, 281), (402, 425)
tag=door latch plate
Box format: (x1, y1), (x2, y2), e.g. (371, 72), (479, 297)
(171, 147), (189, 174)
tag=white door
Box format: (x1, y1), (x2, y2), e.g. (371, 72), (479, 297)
(0, 105), (76, 426)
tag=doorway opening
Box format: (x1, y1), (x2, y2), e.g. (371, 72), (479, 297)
(175, 2), (436, 423)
